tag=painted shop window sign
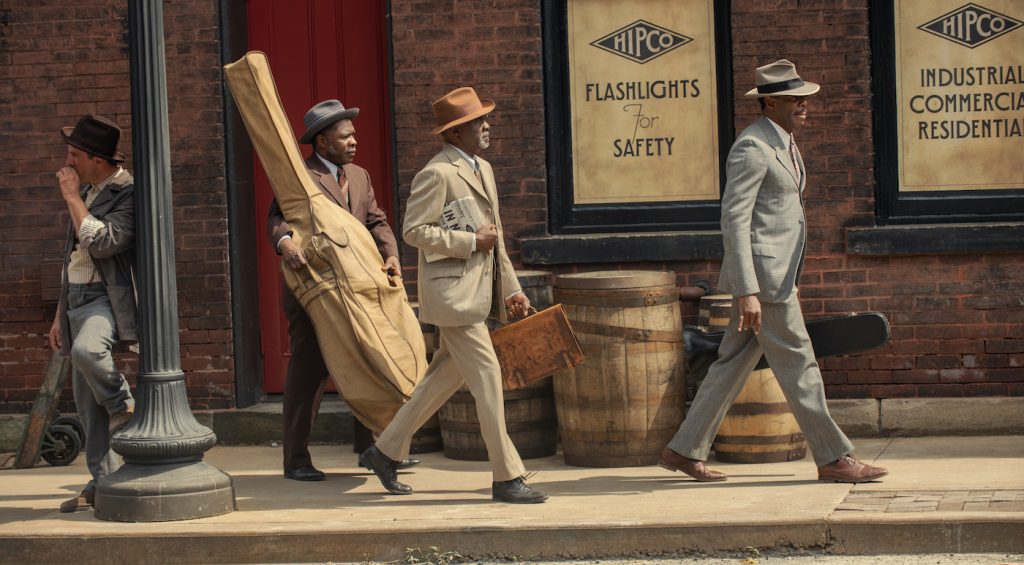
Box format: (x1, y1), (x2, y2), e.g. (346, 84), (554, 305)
(871, 0), (1024, 225)
(542, 0), (734, 234)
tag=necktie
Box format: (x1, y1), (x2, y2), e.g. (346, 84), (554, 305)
(472, 159), (482, 182)
(789, 135), (802, 188)
(336, 168), (350, 209)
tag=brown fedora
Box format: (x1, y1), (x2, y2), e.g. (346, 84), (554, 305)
(60, 115), (126, 162)
(430, 87), (495, 135)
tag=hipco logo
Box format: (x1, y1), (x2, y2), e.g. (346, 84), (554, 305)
(590, 20), (692, 64)
(918, 3), (1022, 48)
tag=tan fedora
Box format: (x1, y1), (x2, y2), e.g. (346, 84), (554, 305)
(744, 59), (820, 98)
(430, 87), (495, 135)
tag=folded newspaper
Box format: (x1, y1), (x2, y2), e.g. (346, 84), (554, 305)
(425, 197), (485, 263)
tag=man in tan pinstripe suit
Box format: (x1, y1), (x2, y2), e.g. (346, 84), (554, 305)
(360, 87), (548, 504)
(659, 60), (888, 484)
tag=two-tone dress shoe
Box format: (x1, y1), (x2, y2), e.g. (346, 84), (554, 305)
(492, 477), (548, 504)
(817, 455), (888, 483)
(658, 447), (727, 482)
(358, 446), (412, 495)
(284, 465), (326, 481)
(59, 489), (95, 513)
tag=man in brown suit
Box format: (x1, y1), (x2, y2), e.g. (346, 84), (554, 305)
(268, 99), (415, 481)
(360, 87), (548, 504)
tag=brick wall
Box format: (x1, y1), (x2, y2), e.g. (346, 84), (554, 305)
(0, 0), (235, 413)
(389, 0), (548, 299)
(1, 0), (1020, 415)
(389, 0), (1023, 399)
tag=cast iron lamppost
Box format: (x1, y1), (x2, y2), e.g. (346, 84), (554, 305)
(95, 0), (235, 521)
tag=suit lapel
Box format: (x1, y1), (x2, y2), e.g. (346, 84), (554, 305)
(443, 145), (490, 204)
(759, 117), (800, 187)
(305, 154), (347, 209)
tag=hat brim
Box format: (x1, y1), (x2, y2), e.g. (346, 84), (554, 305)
(744, 81), (820, 98)
(60, 126), (127, 162)
(298, 107), (360, 144)
(431, 100), (495, 135)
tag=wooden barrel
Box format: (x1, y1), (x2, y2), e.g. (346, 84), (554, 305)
(516, 270), (555, 310)
(439, 382), (558, 460)
(713, 368), (807, 463)
(409, 412), (443, 454)
(697, 294), (733, 331)
(553, 270), (685, 467)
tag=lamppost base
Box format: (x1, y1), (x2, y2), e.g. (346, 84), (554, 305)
(94, 459), (235, 522)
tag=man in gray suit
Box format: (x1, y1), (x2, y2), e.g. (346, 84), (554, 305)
(659, 60), (887, 484)
(360, 87), (547, 503)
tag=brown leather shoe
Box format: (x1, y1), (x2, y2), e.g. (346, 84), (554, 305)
(658, 447), (727, 482)
(818, 454), (888, 483)
(59, 489), (95, 513)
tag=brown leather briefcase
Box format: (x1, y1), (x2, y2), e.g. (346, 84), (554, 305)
(490, 304), (585, 390)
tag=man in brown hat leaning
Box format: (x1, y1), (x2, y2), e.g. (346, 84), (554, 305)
(268, 99), (419, 482)
(658, 60), (888, 484)
(48, 115), (138, 512)
(360, 87), (548, 503)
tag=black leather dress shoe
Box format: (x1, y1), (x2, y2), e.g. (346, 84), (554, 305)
(492, 477), (548, 504)
(398, 457), (421, 470)
(283, 465), (326, 481)
(360, 456), (421, 470)
(358, 446), (412, 495)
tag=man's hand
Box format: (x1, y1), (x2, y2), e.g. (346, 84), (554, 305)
(474, 224), (498, 252)
(382, 256), (401, 287)
(737, 294), (762, 334)
(56, 167), (81, 201)
(48, 316), (61, 351)
(279, 237), (307, 270)
(505, 292), (531, 320)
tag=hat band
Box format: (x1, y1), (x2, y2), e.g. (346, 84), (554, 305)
(438, 103), (484, 125)
(757, 78), (805, 94)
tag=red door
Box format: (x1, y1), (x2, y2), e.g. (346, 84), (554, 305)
(247, 0), (396, 393)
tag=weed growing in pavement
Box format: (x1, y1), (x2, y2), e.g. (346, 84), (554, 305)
(396, 546), (463, 565)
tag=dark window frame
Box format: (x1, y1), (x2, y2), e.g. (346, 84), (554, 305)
(869, 2), (1024, 226)
(540, 1), (734, 235)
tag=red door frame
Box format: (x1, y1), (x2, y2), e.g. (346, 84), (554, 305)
(247, 0), (396, 393)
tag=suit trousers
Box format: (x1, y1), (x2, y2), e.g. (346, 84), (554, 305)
(668, 291), (854, 466)
(376, 322), (526, 482)
(66, 283), (133, 486)
(281, 284), (373, 470)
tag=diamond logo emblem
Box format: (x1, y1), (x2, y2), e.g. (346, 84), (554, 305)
(918, 3), (1022, 48)
(590, 20), (692, 64)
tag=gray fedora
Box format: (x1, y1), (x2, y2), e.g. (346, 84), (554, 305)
(744, 59), (820, 98)
(298, 99), (359, 144)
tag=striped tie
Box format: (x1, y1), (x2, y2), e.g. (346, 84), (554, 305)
(789, 135), (802, 188)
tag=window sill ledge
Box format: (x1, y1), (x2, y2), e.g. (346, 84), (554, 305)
(846, 223), (1024, 255)
(520, 231), (724, 265)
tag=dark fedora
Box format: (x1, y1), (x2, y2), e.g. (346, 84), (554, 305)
(298, 99), (359, 144)
(60, 115), (126, 163)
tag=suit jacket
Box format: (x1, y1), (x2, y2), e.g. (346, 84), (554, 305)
(718, 116), (807, 303)
(403, 144), (521, 327)
(268, 154), (398, 261)
(56, 172), (138, 355)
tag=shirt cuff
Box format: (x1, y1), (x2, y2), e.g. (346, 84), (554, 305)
(78, 215), (106, 241)
(276, 233), (292, 253)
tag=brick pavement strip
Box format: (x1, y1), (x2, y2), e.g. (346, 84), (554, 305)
(837, 490), (1024, 513)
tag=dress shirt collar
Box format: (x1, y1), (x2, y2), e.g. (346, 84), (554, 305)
(315, 152), (341, 179)
(765, 117), (794, 149)
(447, 143), (478, 170)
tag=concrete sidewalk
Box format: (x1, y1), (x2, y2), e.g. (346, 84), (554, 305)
(1, 436), (1022, 564)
